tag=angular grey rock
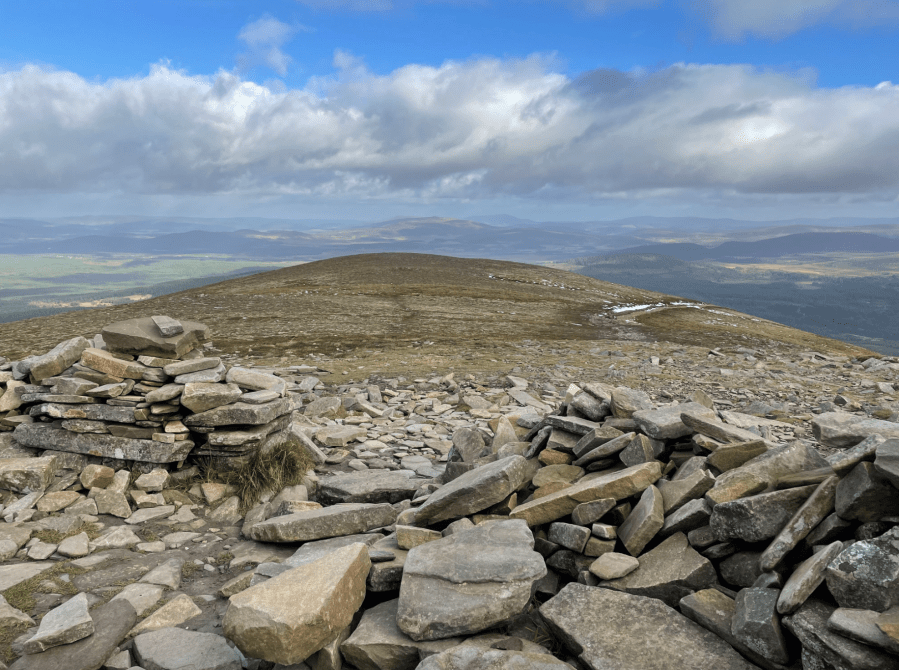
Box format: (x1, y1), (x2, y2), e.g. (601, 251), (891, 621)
(396, 520), (546, 641)
(835, 461), (899, 522)
(828, 607), (899, 656)
(602, 533), (717, 607)
(657, 468), (715, 514)
(179, 382), (242, 413)
(783, 599), (899, 670)
(617, 485), (664, 556)
(28, 402), (136, 423)
(144, 383), (184, 404)
(659, 497), (711, 538)
(874, 437), (899, 488)
(416, 646), (575, 670)
(571, 425), (624, 458)
(710, 485), (817, 543)
(7, 599), (137, 670)
(611, 387), (652, 418)
(284, 533), (384, 569)
(184, 397), (291, 427)
(22, 592), (93, 654)
(570, 390), (609, 421)
(0, 456), (58, 493)
(174, 362), (226, 383)
(340, 599), (461, 670)
(812, 412), (899, 448)
(540, 583), (757, 670)
(633, 402), (716, 440)
(572, 431), (634, 467)
(133, 627), (242, 670)
(449, 427), (488, 463)
(759, 475), (838, 572)
(547, 522), (591, 552)
(778, 541), (844, 615)
(731, 588), (791, 665)
(413, 455), (535, 525)
(619, 433), (666, 468)
(318, 470), (421, 505)
(163, 356), (220, 377)
(14, 424), (193, 463)
(225, 367), (287, 395)
(102, 316), (209, 357)
(151, 315), (184, 336)
(681, 410), (765, 444)
(28, 336), (91, 382)
(247, 503), (398, 543)
(826, 527), (899, 612)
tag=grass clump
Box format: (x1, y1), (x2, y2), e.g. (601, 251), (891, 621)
(198, 440), (313, 512)
(1, 563), (87, 614)
(181, 562), (202, 579)
(0, 621), (31, 664)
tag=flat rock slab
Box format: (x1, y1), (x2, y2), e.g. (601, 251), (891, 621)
(710, 485), (817, 543)
(812, 412), (899, 448)
(133, 627), (241, 670)
(539, 583), (758, 670)
(397, 519), (546, 641)
(184, 397), (291, 427)
(224, 543), (371, 665)
(318, 470), (422, 505)
(633, 402), (716, 440)
(413, 455), (536, 525)
(416, 646), (576, 670)
(0, 562), (55, 591)
(8, 599), (137, 670)
(13, 423), (193, 463)
(102, 316), (209, 358)
(601, 533), (717, 607)
(826, 527), (899, 612)
(247, 503), (398, 543)
(23, 592), (93, 654)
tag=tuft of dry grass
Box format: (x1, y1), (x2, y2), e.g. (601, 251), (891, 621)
(198, 440), (313, 512)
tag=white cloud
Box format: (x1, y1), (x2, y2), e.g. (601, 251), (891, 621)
(237, 15), (303, 76)
(689, 0), (899, 39)
(0, 57), (897, 208)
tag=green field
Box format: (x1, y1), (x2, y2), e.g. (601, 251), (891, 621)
(0, 254), (298, 323)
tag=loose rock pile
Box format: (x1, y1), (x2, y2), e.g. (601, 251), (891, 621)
(1, 316), (899, 669)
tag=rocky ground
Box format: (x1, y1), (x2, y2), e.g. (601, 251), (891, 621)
(1, 310), (899, 670)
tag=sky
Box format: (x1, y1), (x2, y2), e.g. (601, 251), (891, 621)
(1, 0), (898, 223)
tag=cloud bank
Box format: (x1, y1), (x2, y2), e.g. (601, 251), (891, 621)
(0, 57), (897, 207)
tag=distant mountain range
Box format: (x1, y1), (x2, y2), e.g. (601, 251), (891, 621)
(3, 215), (899, 262)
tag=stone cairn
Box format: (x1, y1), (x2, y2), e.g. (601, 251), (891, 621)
(0, 316), (898, 669)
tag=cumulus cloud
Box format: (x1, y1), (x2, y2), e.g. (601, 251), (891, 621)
(689, 0), (899, 39)
(0, 57), (897, 206)
(237, 15), (303, 76)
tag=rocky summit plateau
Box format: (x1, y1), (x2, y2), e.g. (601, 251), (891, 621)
(0, 254), (899, 670)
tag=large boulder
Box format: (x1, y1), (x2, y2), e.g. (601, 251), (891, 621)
(812, 412), (899, 448)
(318, 470), (422, 505)
(412, 456), (535, 525)
(247, 503), (397, 543)
(539, 583), (757, 670)
(396, 520), (546, 641)
(102, 316), (209, 357)
(224, 543), (371, 665)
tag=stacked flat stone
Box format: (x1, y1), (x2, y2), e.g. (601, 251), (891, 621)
(1, 316), (304, 470)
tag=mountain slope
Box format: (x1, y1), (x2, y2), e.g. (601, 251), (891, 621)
(0, 253), (876, 362)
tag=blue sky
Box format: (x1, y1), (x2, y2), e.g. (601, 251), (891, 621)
(1, 0), (898, 222)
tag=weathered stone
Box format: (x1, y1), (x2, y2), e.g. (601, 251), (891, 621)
(179, 382), (242, 413)
(659, 498), (711, 538)
(14, 424), (193, 463)
(540, 583), (757, 670)
(341, 599), (462, 670)
(710, 485), (817, 543)
(491, 416), (519, 451)
(619, 433), (665, 468)
(570, 498), (615, 526)
(396, 525), (443, 550)
(102, 316), (208, 357)
(319, 470), (421, 505)
(657, 468), (715, 514)
(778, 541), (844, 615)
(571, 425), (624, 458)
(416, 646), (574, 670)
(226, 366), (287, 395)
(7, 600), (137, 670)
(315, 425), (368, 447)
(633, 402), (715, 440)
(812, 412), (899, 448)
(111, 583), (165, 616)
(30, 402), (135, 423)
(611, 387), (652, 418)
(397, 520), (546, 641)
(305, 396), (342, 418)
(22, 592), (93, 654)
(28, 336), (91, 382)
(150, 314), (184, 336)
(759, 475), (838, 572)
(602, 533), (717, 607)
(544, 415), (600, 436)
(706, 440), (769, 472)
(547, 522), (591, 552)
(510, 462), (662, 526)
(0, 456), (57, 493)
(79, 347), (147, 379)
(133, 627), (241, 670)
(88, 526), (142, 551)
(92, 489), (132, 518)
(571, 390), (610, 421)
(875, 437), (899, 488)
(134, 468), (169, 492)
(144, 383), (184, 404)
(128, 593), (202, 638)
(0, 593), (33, 627)
(56, 531), (90, 558)
(184, 397), (291, 427)
(618, 485), (664, 556)
(414, 456), (535, 525)
(731, 588), (791, 665)
(248, 503), (397, 543)
(572, 432), (634, 466)
(783, 599), (899, 670)
(589, 552), (639, 580)
(835, 461), (899, 522)
(828, 607), (899, 656)
(162, 357), (219, 377)
(826, 527), (899, 612)
(224, 543), (371, 664)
